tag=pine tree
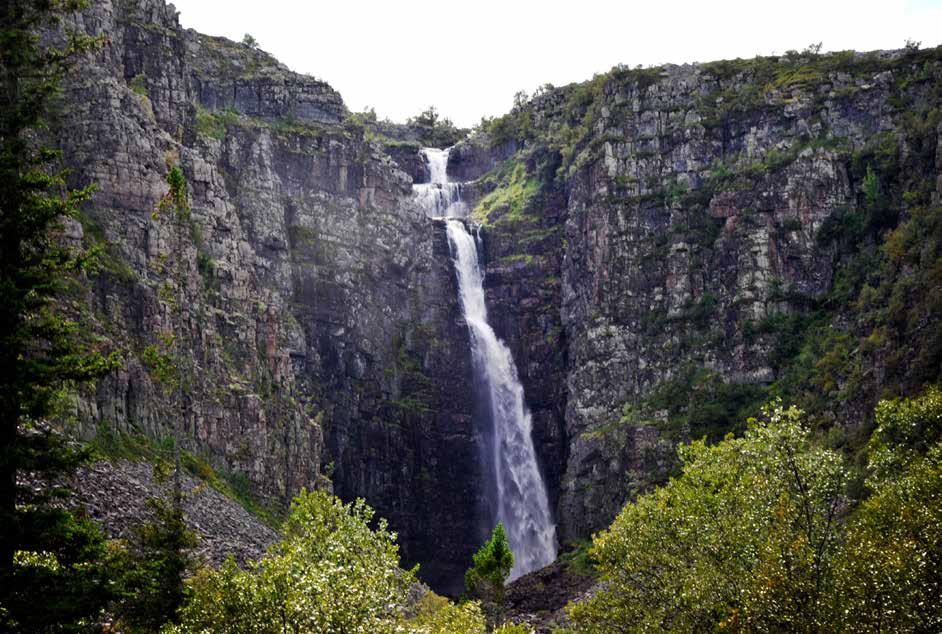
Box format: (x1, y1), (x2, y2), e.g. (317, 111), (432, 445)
(465, 522), (514, 606)
(117, 476), (198, 632)
(0, 1), (120, 630)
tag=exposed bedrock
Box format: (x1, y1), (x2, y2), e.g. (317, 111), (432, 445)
(55, 0), (942, 589)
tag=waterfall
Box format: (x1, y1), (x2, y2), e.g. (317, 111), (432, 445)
(414, 148), (556, 579)
(413, 147), (467, 218)
(445, 221), (557, 580)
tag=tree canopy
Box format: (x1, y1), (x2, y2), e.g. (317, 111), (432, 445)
(170, 489), (415, 633)
(567, 391), (942, 632)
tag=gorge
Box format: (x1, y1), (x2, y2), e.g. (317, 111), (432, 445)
(24, 0), (942, 609)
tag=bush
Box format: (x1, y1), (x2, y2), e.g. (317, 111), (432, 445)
(568, 403), (847, 632)
(171, 490), (414, 633)
(831, 443), (942, 631)
(407, 592), (488, 633)
(567, 390), (942, 632)
(827, 387), (942, 631)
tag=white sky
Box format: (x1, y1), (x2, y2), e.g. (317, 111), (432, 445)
(169, 0), (942, 127)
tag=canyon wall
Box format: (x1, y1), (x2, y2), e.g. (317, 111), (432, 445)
(459, 49), (941, 541)
(60, 0), (482, 592)
(55, 0), (941, 590)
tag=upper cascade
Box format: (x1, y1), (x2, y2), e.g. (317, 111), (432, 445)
(413, 148), (468, 218)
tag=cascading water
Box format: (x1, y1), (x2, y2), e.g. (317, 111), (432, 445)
(412, 147), (557, 579)
(446, 222), (558, 579)
(413, 148), (467, 218)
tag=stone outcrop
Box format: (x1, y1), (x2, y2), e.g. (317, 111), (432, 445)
(54, 0), (942, 590)
(58, 0), (481, 593)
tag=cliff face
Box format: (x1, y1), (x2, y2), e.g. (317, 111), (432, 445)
(56, 0), (941, 590)
(461, 49), (942, 542)
(59, 0), (481, 592)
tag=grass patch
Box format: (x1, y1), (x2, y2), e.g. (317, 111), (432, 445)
(559, 539), (597, 577)
(494, 253), (535, 266)
(472, 160), (542, 226)
(195, 106), (238, 140)
(129, 73), (148, 97)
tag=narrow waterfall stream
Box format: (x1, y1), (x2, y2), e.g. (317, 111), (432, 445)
(414, 147), (557, 580)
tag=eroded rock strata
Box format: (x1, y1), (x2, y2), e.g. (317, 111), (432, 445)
(55, 0), (941, 592)
(60, 0), (479, 592)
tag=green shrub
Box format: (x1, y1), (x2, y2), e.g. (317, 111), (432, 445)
(566, 390), (942, 632)
(129, 73), (148, 96)
(406, 592), (488, 633)
(568, 403), (848, 632)
(172, 490), (415, 633)
(472, 161), (541, 225)
(828, 386), (942, 631)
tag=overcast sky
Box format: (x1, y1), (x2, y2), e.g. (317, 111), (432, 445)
(169, 0), (942, 127)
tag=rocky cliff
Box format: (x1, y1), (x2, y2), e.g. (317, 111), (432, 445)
(57, 0), (485, 593)
(454, 47), (942, 542)
(55, 0), (942, 592)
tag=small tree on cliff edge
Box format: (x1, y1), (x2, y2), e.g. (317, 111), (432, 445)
(465, 522), (514, 606)
(0, 0), (121, 630)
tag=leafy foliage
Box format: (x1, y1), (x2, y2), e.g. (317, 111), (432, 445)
(568, 403), (847, 632)
(171, 489), (415, 633)
(831, 440), (942, 631)
(568, 390), (942, 632)
(403, 591), (531, 633)
(407, 106), (467, 148)
(866, 385), (942, 481)
(406, 592), (488, 633)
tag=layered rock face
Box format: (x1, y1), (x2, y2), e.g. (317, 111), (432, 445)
(56, 0), (941, 588)
(59, 0), (480, 592)
(458, 50), (942, 542)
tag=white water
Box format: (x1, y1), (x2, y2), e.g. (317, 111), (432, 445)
(414, 149), (555, 579)
(413, 148), (468, 218)
(411, 146), (557, 577)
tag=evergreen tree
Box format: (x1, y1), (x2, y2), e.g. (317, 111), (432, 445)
(0, 1), (119, 630)
(465, 522), (514, 606)
(117, 475), (198, 633)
